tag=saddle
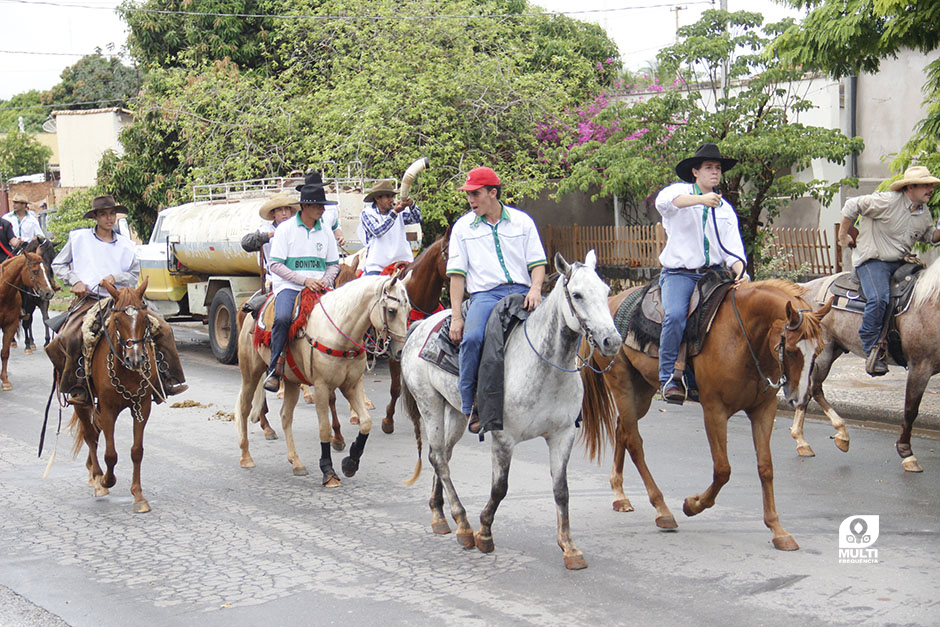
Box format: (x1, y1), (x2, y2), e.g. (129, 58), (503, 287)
(252, 289), (321, 348)
(617, 269), (734, 361)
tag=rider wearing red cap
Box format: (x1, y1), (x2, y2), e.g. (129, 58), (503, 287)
(446, 166), (548, 433)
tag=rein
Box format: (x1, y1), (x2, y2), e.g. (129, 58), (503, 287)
(0, 257), (42, 298)
(729, 289), (802, 391)
(100, 303), (166, 415)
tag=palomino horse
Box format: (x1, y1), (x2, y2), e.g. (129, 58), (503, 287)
(68, 279), (163, 513)
(580, 279), (832, 550)
(400, 251), (621, 570)
(0, 252), (56, 390)
(380, 231), (450, 434)
(790, 258), (940, 472)
(18, 236), (58, 352)
(235, 275), (410, 486)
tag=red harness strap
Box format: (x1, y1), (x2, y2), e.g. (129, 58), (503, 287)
(284, 348), (312, 385)
(310, 340), (363, 360)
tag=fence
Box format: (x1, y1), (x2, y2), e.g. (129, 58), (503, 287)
(543, 224), (837, 276)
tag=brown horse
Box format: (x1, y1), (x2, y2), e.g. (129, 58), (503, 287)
(380, 230), (449, 433)
(580, 280), (832, 550)
(68, 278), (163, 513)
(0, 252), (56, 391)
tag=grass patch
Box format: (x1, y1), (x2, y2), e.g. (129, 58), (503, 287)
(49, 281), (72, 312)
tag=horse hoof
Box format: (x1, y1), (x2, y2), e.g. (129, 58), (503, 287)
(682, 497), (702, 517)
(833, 435), (849, 452)
(474, 531), (495, 554)
(240, 457), (256, 469)
(331, 438), (346, 452)
(341, 456), (360, 477)
(655, 514), (679, 530)
(431, 520), (451, 535)
(456, 530), (475, 548)
(381, 418), (394, 434)
(612, 499), (634, 512)
(303, 393), (315, 404)
(772, 535), (799, 551)
(134, 501), (152, 514)
(350, 415), (360, 425)
(564, 553), (588, 570)
(263, 429), (278, 441)
(365, 398), (375, 410)
(293, 465), (309, 476)
(796, 445), (815, 457)
(323, 474), (341, 488)
(94, 485), (109, 497)
(29, 344), (37, 352)
(23, 347), (32, 355)
(1, 382), (11, 391)
(902, 456), (924, 473)
(249, 413), (261, 424)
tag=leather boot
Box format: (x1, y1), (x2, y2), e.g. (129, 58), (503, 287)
(263, 356), (285, 392)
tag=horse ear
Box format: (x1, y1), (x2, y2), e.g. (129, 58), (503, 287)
(554, 252), (570, 277)
(584, 249), (597, 270)
(103, 279), (120, 300)
(786, 301), (801, 327)
(135, 276), (149, 300)
(444, 222), (453, 240)
(815, 296), (834, 319)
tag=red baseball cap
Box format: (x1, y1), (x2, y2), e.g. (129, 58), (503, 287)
(458, 166), (501, 191)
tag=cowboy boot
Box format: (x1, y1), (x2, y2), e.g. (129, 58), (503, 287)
(263, 355), (285, 392)
(153, 332), (188, 397)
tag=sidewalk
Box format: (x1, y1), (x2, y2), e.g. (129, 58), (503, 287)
(777, 352), (940, 433)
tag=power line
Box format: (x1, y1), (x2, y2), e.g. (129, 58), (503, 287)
(0, 49), (120, 56)
(2, 0), (714, 21)
(0, 97), (132, 111)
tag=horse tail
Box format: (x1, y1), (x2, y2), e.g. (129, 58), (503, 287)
(68, 409), (86, 459)
(400, 376), (423, 486)
(579, 347), (617, 464)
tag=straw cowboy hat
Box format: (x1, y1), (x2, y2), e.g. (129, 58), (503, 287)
(11, 192), (29, 204)
(363, 179), (399, 203)
(675, 143), (738, 184)
(258, 194), (300, 221)
(887, 166), (940, 191)
(83, 195), (129, 219)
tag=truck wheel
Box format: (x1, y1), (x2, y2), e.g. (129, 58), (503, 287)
(209, 288), (238, 364)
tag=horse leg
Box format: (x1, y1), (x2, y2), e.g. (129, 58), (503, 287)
(258, 404), (278, 440)
(683, 405), (731, 517)
(426, 405), (474, 547)
(618, 389), (676, 529)
(97, 404), (119, 490)
(1, 326), (12, 390)
(791, 344), (848, 456)
(74, 404), (104, 490)
(898, 362), (931, 472)
(129, 400), (152, 513)
(22, 309), (34, 354)
(280, 382), (307, 476)
(429, 474), (450, 534)
(550, 428), (589, 570)
(474, 435), (513, 556)
(750, 399), (798, 550)
(313, 380), (341, 486)
(236, 362), (265, 469)
(41, 300), (53, 346)
(302, 383), (315, 404)
(383, 358), (402, 434)
(328, 388), (345, 451)
(341, 377), (371, 478)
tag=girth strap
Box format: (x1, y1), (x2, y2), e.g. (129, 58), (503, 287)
(284, 348), (312, 386)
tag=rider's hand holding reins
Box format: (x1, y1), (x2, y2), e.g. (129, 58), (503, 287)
(304, 277), (328, 293)
(73, 281), (89, 298)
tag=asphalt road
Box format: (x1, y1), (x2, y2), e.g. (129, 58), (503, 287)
(1, 319), (938, 626)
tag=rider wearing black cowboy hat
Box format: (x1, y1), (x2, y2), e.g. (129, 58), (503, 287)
(296, 171), (346, 248)
(654, 143), (749, 404)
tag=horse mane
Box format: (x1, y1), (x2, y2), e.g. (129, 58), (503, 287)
(402, 235), (445, 280)
(322, 274), (388, 319)
(749, 278), (806, 299)
(748, 279), (824, 345)
(911, 256), (940, 309)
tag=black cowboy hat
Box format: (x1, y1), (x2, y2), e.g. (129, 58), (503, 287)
(294, 170), (328, 192)
(83, 194), (129, 219)
(299, 184), (338, 206)
(675, 143), (738, 183)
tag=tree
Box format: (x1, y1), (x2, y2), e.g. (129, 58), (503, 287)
(0, 132), (53, 179)
(546, 10), (864, 271)
(104, 0), (620, 240)
(0, 90), (51, 134)
(41, 53), (141, 110)
(770, 1), (940, 181)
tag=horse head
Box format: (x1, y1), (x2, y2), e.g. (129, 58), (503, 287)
(371, 275), (411, 360)
(103, 278), (152, 371)
(18, 251), (56, 301)
(775, 295), (833, 408)
(553, 250), (621, 357)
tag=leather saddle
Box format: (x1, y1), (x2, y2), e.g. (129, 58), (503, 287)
(826, 262), (922, 316)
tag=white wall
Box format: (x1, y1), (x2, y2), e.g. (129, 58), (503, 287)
(55, 109), (133, 187)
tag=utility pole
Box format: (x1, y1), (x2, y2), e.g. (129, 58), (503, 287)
(720, 0), (729, 93)
(671, 5), (686, 43)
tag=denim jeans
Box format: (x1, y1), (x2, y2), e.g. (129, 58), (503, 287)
(363, 270), (382, 276)
(658, 269), (702, 385)
(856, 259), (903, 354)
(458, 283), (530, 414)
(268, 288), (299, 375)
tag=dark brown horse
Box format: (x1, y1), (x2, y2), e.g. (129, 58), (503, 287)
(69, 278), (163, 513)
(380, 230), (449, 433)
(18, 236), (58, 352)
(0, 252), (56, 391)
(580, 280), (831, 550)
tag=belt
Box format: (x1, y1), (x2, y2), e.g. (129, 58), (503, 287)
(669, 265), (722, 274)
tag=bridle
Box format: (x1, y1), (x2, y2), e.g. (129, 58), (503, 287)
(100, 299), (165, 419)
(730, 289), (809, 391)
(1, 255), (47, 298)
(311, 280), (408, 358)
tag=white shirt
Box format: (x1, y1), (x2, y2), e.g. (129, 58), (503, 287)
(655, 182), (746, 270)
(446, 204), (547, 294)
(52, 228), (139, 299)
(360, 203), (419, 273)
(268, 212), (340, 295)
(3, 211), (45, 241)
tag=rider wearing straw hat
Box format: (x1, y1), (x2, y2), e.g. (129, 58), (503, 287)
(655, 143), (748, 405)
(837, 165), (940, 376)
(358, 179), (422, 275)
(3, 192), (45, 243)
(241, 193), (301, 289)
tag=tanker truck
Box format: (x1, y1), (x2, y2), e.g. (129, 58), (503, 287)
(139, 164), (424, 364)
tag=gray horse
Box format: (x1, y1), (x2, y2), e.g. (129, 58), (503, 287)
(791, 259), (940, 472)
(400, 251), (621, 570)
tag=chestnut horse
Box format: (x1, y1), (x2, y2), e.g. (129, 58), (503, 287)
(580, 280), (831, 550)
(380, 230), (450, 434)
(68, 279), (163, 513)
(0, 252), (55, 390)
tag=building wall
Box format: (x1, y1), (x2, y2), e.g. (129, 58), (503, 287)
(54, 108), (133, 187)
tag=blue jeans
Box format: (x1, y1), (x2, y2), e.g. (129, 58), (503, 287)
(363, 270), (382, 276)
(856, 259), (903, 354)
(268, 288), (299, 375)
(458, 283), (530, 414)
(658, 270), (702, 386)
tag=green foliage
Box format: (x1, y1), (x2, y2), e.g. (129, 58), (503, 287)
(553, 10), (864, 272)
(46, 188), (98, 254)
(103, 0), (620, 242)
(0, 91), (51, 134)
(0, 132), (53, 179)
(42, 53), (141, 109)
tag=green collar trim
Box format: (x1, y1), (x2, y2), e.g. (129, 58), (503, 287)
(295, 211), (323, 232)
(472, 203), (510, 227)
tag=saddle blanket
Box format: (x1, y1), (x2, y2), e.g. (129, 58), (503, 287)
(81, 297), (161, 366)
(252, 289), (321, 348)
